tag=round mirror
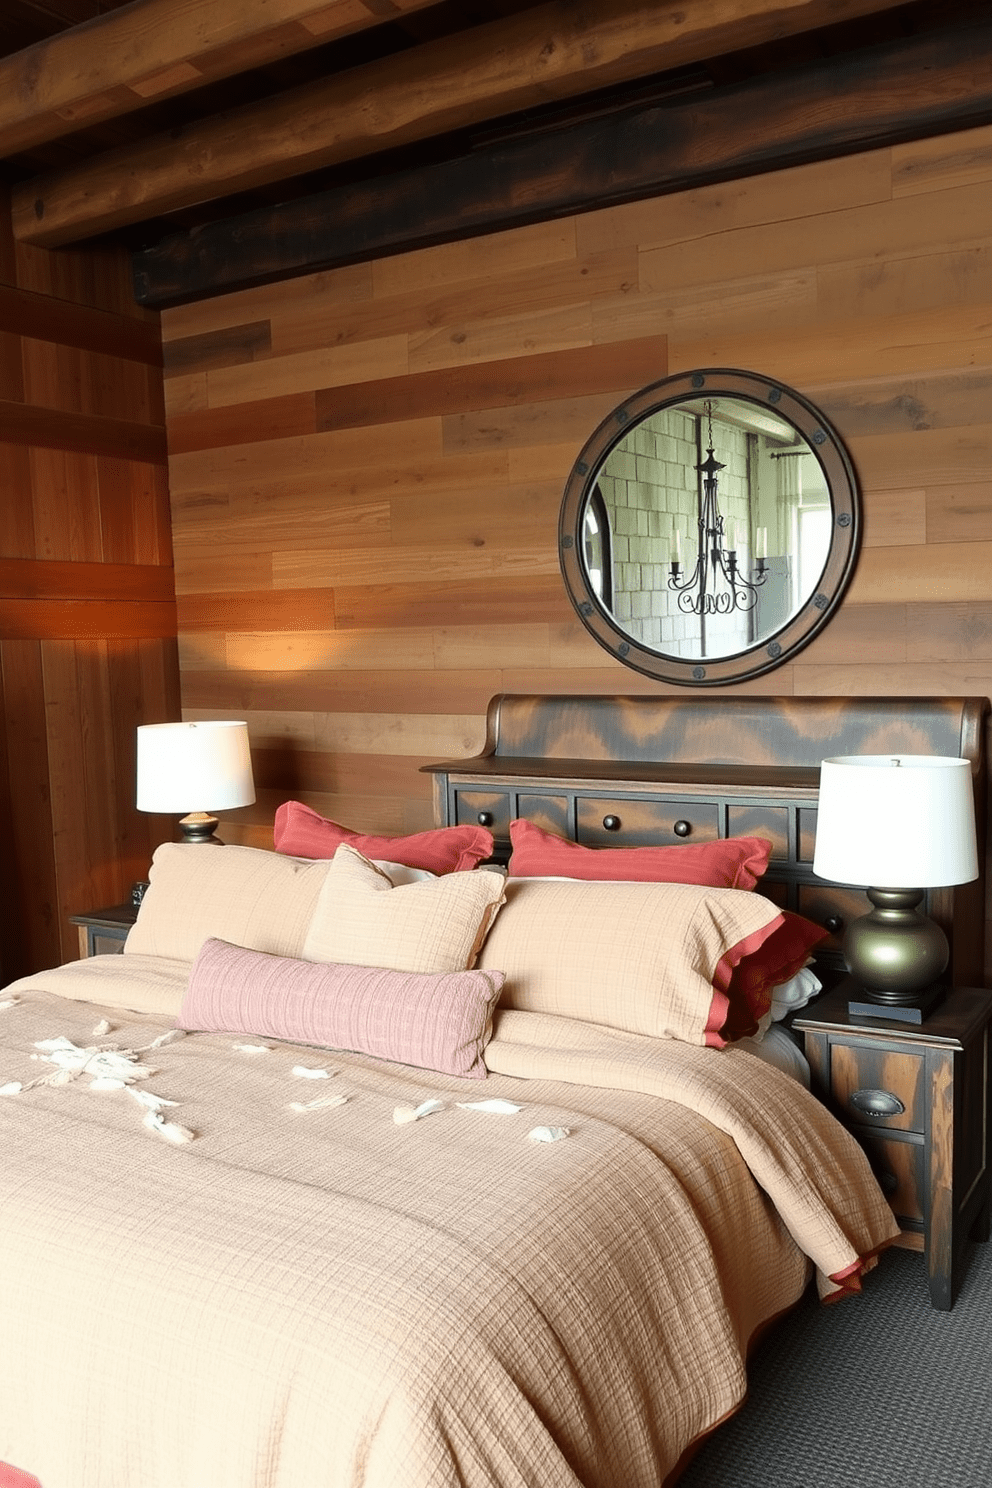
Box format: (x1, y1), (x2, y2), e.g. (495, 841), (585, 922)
(559, 368), (861, 686)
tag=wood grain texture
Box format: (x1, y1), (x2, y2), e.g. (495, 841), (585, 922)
(0, 599), (177, 640)
(0, 0), (435, 154)
(0, 558), (175, 602)
(162, 124), (992, 976)
(17, 0), (917, 247)
(0, 284), (162, 365)
(0, 195), (180, 980)
(131, 16), (992, 306)
(0, 399), (167, 463)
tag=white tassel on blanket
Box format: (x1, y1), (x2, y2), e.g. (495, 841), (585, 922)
(0, 1030), (195, 1143)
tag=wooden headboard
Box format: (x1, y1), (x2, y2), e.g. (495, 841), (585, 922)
(424, 695), (990, 989)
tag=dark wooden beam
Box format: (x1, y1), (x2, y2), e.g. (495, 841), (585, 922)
(15, 0), (914, 247)
(133, 17), (992, 309)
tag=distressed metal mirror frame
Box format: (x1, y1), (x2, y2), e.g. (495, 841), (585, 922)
(559, 368), (861, 687)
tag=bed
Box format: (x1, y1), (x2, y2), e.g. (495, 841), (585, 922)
(1, 694), (985, 1488)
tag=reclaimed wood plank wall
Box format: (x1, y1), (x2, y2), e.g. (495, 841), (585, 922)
(0, 187), (179, 979)
(163, 122), (992, 963)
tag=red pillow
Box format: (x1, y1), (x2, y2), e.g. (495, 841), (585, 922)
(507, 817), (772, 890)
(721, 910), (828, 1041)
(273, 801), (493, 874)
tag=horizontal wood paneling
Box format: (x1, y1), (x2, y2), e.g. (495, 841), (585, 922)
(0, 192), (180, 981)
(0, 599), (177, 640)
(0, 284), (162, 365)
(0, 557), (176, 602)
(162, 122), (992, 974)
(0, 400), (167, 462)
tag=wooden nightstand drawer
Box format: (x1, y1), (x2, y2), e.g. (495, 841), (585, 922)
(829, 1044), (926, 1133)
(576, 796), (719, 846)
(860, 1133), (926, 1228)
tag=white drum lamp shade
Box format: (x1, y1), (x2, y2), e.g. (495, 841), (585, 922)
(137, 721), (255, 843)
(813, 755), (977, 890)
(813, 754), (977, 1011)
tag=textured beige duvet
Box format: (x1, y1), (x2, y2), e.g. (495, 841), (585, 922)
(0, 982), (898, 1488)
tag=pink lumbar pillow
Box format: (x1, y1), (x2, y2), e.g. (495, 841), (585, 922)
(273, 800), (494, 874)
(507, 817), (772, 889)
(179, 937), (505, 1079)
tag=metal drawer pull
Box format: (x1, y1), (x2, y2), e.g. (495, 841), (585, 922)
(602, 815), (621, 831)
(673, 819), (692, 838)
(824, 915), (844, 934)
(477, 811), (494, 827)
(849, 1088), (905, 1119)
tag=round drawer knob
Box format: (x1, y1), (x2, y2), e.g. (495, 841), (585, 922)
(477, 811), (494, 827)
(602, 815), (621, 832)
(673, 819), (692, 838)
(824, 915), (844, 934)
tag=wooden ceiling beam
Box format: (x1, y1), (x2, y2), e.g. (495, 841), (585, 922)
(0, 0), (442, 156)
(13, 0), (916, 247)
(132, 18), (992, 308)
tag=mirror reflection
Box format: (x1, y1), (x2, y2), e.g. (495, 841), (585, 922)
(582, 395), (831, 662)
(559, 368), (861, 687)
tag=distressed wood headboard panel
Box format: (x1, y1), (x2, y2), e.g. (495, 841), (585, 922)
(425, 695), (990, 988)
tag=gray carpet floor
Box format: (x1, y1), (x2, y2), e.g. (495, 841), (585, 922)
(678, 1237), (992, 1488)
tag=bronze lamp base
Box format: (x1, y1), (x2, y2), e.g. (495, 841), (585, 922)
(178, 811), (223, 844)
(844, 887), (948, 1021)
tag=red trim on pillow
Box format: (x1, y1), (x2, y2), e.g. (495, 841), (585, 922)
(704, 913), (785, 1047)
(273, 801), (493, 873)
(507, 818), (772, 889)
(721, 911), (828, 1041)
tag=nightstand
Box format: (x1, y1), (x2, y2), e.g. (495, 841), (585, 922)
(69, 902), (139, 959)
(796, 982), (992, 1309)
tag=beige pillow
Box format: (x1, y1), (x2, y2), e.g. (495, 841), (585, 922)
(3, 953), (192, 1017)
(125, 842), (332, 962)
(302, 844), (507, 972)
(476, 877), (783, 1046)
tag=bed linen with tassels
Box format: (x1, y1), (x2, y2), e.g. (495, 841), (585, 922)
(0, 984), (897, 1488)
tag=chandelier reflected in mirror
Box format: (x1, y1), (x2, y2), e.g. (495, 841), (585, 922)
(558, 367), (861, 687)
(668, 402), (769, 617)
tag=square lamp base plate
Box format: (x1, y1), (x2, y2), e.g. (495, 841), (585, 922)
(848, 983), (947, 1025)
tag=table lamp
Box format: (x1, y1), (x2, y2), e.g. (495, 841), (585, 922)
(812, 754), (978, 1021)
(137, 721), (255, 844)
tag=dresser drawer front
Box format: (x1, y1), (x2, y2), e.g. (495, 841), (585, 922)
(576, 797), (719, 847)
(451, 788), (571, 840)
(513, 793), (572, 839)
(830, 1043), (926, 1133)
(452, 789), (513, 836)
